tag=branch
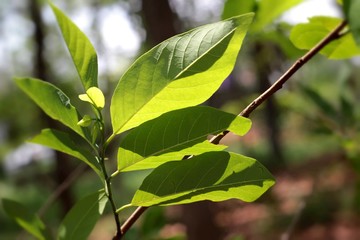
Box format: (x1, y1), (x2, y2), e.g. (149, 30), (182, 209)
(38, 164), (86, 217)
(281, 201), (306, 240)
(120, 20), (348, 237)
(239, 20), (347, 118)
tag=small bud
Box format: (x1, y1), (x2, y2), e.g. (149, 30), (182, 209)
(77, 115), (92, 127)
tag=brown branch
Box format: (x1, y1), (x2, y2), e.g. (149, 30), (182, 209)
(120, 20), (348, 238)
(120, 205), (148, 234)
(239, 20), (347, 118)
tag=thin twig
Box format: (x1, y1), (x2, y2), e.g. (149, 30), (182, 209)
(281, 201), (306, 240)
(120, 20), (348, 237)
(100, 158), (122, 239)
(37, 164), (87, 217)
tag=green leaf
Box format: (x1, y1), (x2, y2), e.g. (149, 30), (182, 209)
(252, 0), (303, 31)
(118, 106), (251, 172)
(343, 0), (360, 45)
(50, 2), (98, 90)
(120, 141), (227, 172)
(110, 14), (254, 135)
(131, 151), (275, 207)
(15, 78), (89, 139)
(2, 199), (49, 240)
(57, 190), (108, 240)
(79, 87), (105, 109)
(222, 0), (255, 20)
(30, 129), (101, 177)
(290, 16), (360, 59)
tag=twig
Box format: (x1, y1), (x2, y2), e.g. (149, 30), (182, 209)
(239, 20), (347, 118)
(281, 201), (306, 240)
(37, 164), (87, 217)
(120, 20), (348, 237)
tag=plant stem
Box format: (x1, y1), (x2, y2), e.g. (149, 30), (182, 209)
(120, 20), (348, 237)
(99, 156), (122, 239)
(96, 108), (122, 239)
(116, 203), (133, 213)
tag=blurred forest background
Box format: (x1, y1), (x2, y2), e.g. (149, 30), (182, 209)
(1, 0), (360, 239)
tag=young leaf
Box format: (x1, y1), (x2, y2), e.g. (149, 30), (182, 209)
(15, 78), (89, 140)
(343, 0), (360, 46)
(49, 2), (98, 90)
(251, 0), (303, 31)
(118, 106), (251, 171)
(110, 13), (254, 135)
(79, 87), (105, 109)
(290, 16), (360, 59)
(2, 199), (49, 240)
(57, 190), (108, 240)
(30, 129), (101, 177)
(131, 151), (275, 207)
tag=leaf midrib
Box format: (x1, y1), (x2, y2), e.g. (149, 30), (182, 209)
(134, 178), (273, 205)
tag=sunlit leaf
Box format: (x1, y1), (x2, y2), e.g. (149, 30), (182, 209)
(119, 141), (226, 172)
(131, 151), (275, 206)
(79, 87), (105, 109)
(110, 14), (254, 135)
(118, 106), (251, 171)
(2, 199), (49, 240)
(15, 78), (89, 139)
(252, 0), (303, 31)
(343, 0), (360, 46)
(57, 190), (108, 240)
(50, 2), (98, 90)
(30, 129), (101, 177)
(290, 16), (360, 59)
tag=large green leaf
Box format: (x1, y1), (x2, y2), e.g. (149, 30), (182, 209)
(110, 14), (254, 135)
(252, 0), (303, 31)
(57, 190), (108, 240)
(290, 16), (360, 59)
(15, 78), (88, 139)
(131, 151), (275, 207)
(2, 199), (49, 240)
(118, 106), (251, 172)
(343, 0), (360, 46)
(50, 2), (98, 90)
(120, 141), (226, 172)
(30, 129), (101, 177)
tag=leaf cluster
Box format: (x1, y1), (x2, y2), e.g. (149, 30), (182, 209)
(3, 1), (274, 239)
